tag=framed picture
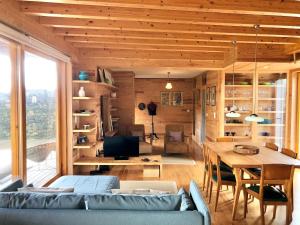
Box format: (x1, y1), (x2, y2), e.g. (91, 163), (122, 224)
(171, 92), (183, 106)
(97, 67), (105, 83)
(210, 86), (216, 106)
(206, 87), (210, 105)
(103, 69), (113, 85)
(160, 92), (170, 106)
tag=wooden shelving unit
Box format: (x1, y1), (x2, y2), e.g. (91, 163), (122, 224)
(221, 71), (288, 147)
(72, 68), (119, 174)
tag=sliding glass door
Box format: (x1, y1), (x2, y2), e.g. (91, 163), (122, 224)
(0, 39), (13, 185)
(24, 51), (59, 186)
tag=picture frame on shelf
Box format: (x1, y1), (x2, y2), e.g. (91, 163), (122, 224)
(103, 69), (114, 85)
(210, 86), (216, 106)
(206, 87), (210, 105)
(97, 67), (105, 83)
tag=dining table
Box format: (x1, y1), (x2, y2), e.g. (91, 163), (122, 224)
(204, 141), (300, 220)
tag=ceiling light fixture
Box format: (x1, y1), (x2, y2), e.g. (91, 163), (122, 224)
(165, 72), (172, 89)
(226, 40), (241, 118)
(245, 24), (264, 123)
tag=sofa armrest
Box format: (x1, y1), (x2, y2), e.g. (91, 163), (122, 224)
(189, 180), (211, 225)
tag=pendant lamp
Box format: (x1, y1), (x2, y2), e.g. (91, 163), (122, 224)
(245, 25), (264, 123)
(165, 72), (172, 90)
(226, 41), (241, 118)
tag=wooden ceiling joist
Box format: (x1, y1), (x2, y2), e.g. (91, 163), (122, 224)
(54, 28), (297, 45)
(18, 0), (300, 18)
(39, 17), (300, 39)
(20, 2), (300, 29)
(79, 48), (224, 60)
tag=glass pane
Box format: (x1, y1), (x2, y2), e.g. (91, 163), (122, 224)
(24, 51), (58, 186)
(0, 41), (12, 185)
(257, 73), (287, 148)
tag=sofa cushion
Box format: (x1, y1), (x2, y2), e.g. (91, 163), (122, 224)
(49, 175), (120, 194)
(0, 192), (85, 209)
(85, 194), (181, 211)
(177, 188), (195, 211)
(18, 187), (74, 193)
(0, 179), (24, 192)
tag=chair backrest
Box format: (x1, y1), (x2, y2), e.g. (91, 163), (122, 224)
(216, 137), (234, 142)
(259, 164), (294, 199)
(130, 124), (146, 141)
(265, 142), (278, 151)
(165, 124), (185, 142)
(281, 148), (297, 159)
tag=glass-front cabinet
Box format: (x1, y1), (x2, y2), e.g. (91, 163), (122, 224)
(222, 71), (288, 147)
(256, 73), (287, 147)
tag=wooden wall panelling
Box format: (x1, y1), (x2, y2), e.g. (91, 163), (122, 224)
(192, 75), (203, 145)
(112, 72), (135, 135)
(134, 78), (194, 136)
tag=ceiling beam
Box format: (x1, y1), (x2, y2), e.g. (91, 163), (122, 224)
(18, 0), (300, 17)
(77, 58), (225, 69)
(20, 2), (300, 29)
(285, 43), (300, 54)
(79, 48), (224, 60)
(72, 43), (228, 52)
(53, 28), (298, 44)
(39, 17), (300, 38)
(65, 36), (233, 48)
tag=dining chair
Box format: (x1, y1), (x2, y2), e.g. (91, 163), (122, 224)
(265, 142), (279, 151)
(243, 164), (294, 225)
(245, 143), (279, 179)
(281, 148), (298, 159)
(208, 150), (236, 211)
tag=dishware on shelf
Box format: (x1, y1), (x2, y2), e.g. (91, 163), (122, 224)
(78, 87), (86, 97)
(78, 71), (89, 80)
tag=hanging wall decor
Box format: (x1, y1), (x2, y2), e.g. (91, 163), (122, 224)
(210, 86), (216, 106)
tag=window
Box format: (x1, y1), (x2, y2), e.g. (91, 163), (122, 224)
(0, 39), (13, 185)
(24, 51), (59, 186)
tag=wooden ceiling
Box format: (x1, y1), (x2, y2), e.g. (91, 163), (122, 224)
(16, 0), (300, 68)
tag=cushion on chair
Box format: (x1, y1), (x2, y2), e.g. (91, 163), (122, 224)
(220, 161), (232, 172)
(212, 171), (236, 182)
(168, 131), (183, 142)
(247, 168), (261, 176)
(247, 185), (288, 202)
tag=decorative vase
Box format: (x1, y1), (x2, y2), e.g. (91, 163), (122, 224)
(79, 71), (89, 80)
(111, 92), (117, 98)
(78, 87), (86, 97)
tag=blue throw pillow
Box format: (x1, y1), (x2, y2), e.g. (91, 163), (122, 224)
(178, 187), (195, 211)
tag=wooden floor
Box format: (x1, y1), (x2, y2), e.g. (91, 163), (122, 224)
(100, 138), (300, 225)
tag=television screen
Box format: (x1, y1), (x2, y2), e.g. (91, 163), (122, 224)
(103, 136), (139, 158)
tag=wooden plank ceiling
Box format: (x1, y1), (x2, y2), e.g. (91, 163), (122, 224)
(17, 0), (300, 68)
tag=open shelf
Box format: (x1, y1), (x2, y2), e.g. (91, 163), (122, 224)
(72, 97), (95, 100)
(224, 124), (251, 127)
(72, 127), (96, 133)
(258, 85), (285, 88)
(224, 111), (251, 114)
(225, 85), (252, 88)
(112, 117), (120, 122)
(258, 111), (285, 114)
(258, 98), (285, 101)
(258, 136), (283, 140)
(72, 80), (95, 84)
(257, 124), (285, 127)
(98, 82), (118, 90)
(225, 97), (253, 101)
(73, 142), (96, 149)
(72, 112), (96, 117)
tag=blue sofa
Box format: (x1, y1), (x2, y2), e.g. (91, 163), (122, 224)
(0, 176), (210, 225)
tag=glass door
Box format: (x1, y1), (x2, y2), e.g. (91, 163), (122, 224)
(24, 51), (59, 186)
(0, 39), (13, 185)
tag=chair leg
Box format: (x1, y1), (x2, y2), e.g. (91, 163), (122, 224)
(232, 186), (236, 196)
(264, 205), (267, 214)
(243, 189), (248, 218)
(214, 183), (221, 212)
(260, 201), (265, 225)
(206, 172), (211, 197)
(209, 181), (213, 204)
(273, 205), (277, 219)
(202, 170), (207, 191)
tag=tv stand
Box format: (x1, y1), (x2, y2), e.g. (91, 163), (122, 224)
(114, 156), (129, 160)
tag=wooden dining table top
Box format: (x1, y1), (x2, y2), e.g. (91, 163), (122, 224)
(205, 141), (300, 168)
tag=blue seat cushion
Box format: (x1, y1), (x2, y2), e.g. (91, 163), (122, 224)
(220, 161), (232, 172)
(49, 176), (120, 194)
(247, 185), (288, 202)
(177, 188), (195, 211)
(212, 171), (236, 182)
(247, 168), (261, 176)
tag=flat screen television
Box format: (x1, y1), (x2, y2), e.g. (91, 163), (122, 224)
(103, 136), (139, 160)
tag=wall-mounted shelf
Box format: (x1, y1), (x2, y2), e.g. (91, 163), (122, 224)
(225, 85), (252, 88)
(98, 82), (118, 90)
(112, 117), (120, 122)
(224, 111), (251, 114)
(72, 80), (95, 84)
(72, 112), (96, 117)
(72, 127), (96, 133)
(73, 142), (96, 149)
(72, 97), (95, 100)
(258, 98), (285, 101)
(258, 111), (285, 114)
(224, 124), (251, 127)
(225, 97), (253, 101)
(257, 124), (285, 127)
